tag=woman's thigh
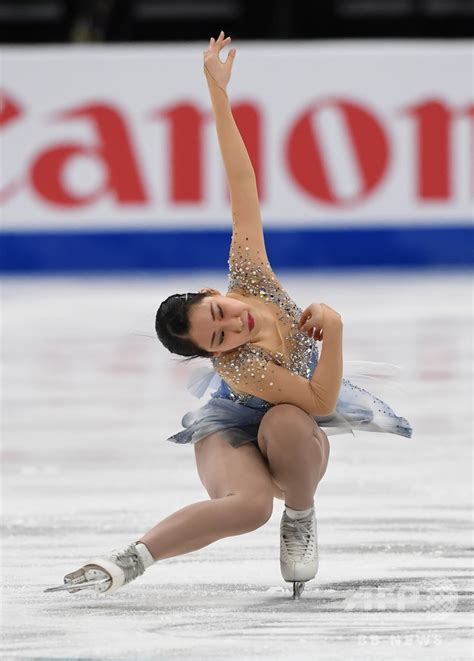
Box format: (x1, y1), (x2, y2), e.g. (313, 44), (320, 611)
(194, 432), (285, 501)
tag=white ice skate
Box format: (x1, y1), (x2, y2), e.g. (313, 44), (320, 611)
(280, 507), (318, 599)
(44, 542), (147, 595)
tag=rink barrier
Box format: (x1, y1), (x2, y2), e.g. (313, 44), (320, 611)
(0, 224), (472, 273)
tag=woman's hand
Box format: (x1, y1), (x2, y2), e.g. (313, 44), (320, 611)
(203, 30), (236, 91)
(298, 303), (342, 341)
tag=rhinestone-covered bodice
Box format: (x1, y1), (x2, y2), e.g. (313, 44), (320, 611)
(211, 242), (319, 406)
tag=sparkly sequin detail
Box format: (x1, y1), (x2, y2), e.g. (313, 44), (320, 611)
(211, 235), (318, 403)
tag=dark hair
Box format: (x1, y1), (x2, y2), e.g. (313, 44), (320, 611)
(155, 292), (213, 359)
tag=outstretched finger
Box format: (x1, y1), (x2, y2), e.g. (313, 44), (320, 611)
(219, 38), (232, 53)
(225, 48), (236, 64)
(204, 37), (215, 54)
(216, 31), (231, 47)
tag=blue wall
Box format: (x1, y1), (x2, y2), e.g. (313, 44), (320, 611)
(1, 224), (472, 273)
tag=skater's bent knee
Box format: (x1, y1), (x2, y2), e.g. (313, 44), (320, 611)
(259, 404), (313, 442)
(234, 494), (273, 531)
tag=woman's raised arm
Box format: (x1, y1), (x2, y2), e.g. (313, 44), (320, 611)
(203, 32), (273, 271)
(203, 31), (254, 180)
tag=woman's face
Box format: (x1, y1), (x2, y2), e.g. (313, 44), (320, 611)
(187, 293), (256, 355)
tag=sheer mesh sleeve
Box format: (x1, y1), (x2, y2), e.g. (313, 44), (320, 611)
(227, 228), (284, 298)
(212, 343), (333, 417)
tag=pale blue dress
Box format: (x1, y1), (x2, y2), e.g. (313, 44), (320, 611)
(166, 245), (413, 448)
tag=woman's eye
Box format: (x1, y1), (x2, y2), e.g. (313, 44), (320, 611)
(220, 331), (224, 345)
(219, 305), (224, 318)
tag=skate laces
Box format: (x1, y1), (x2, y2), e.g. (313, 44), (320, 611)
(281, 511), (316, 560)
(110, 543), (146, 583)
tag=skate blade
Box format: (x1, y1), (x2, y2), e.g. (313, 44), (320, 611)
(44, 577), (110, 593)
(292, 581), (306, 599)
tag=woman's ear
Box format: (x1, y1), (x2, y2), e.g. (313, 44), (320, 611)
(199, 287), (221, 297)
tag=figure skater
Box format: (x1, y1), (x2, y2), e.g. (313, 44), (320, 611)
(46, 31), (412, 600)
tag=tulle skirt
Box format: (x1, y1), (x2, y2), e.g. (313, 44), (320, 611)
(166, 361), (413, 448)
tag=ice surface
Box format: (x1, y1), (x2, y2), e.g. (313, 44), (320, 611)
(1, 271), (473, 660)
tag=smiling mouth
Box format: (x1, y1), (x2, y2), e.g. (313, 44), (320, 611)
(248, 313), (255, 331)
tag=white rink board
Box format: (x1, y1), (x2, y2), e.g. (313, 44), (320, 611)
(1, 271), (473, 660)
(1, 42), (472, 229)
